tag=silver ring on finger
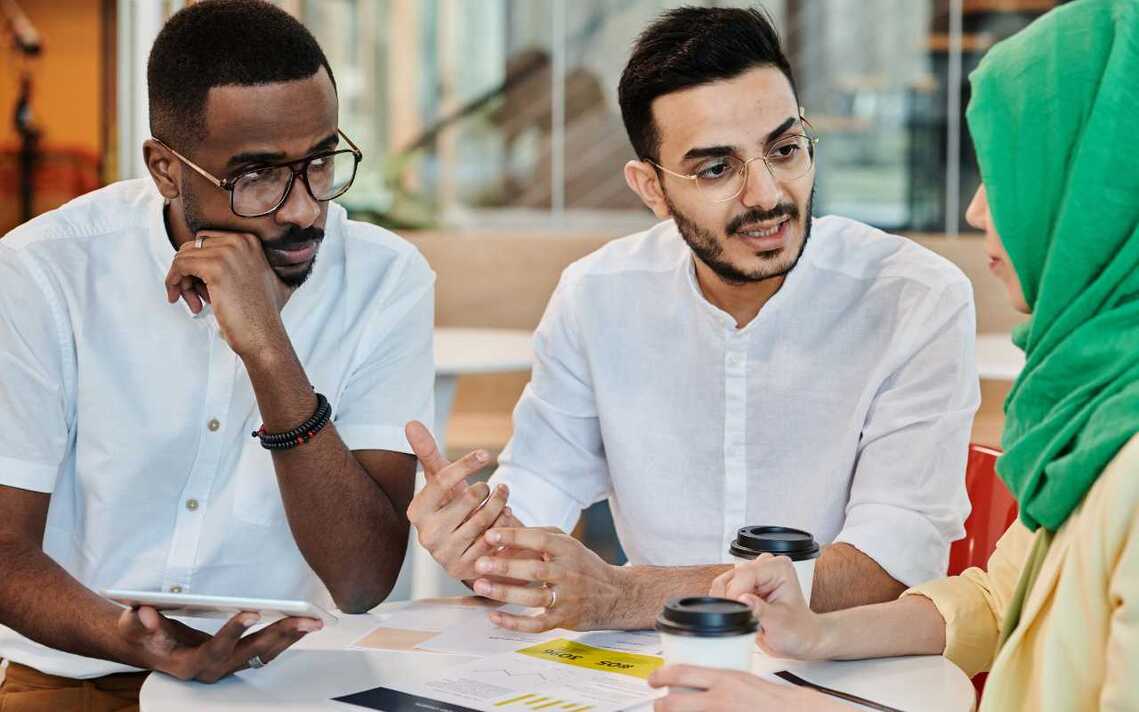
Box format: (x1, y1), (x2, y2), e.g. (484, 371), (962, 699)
(247, 655), (266, 669)
(543, 582), (558, 610)
(194, 236), (205, 249)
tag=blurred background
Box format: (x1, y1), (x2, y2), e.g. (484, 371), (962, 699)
(2, 0), (1055, 595)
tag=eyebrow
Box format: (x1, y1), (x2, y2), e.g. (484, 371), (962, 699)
(680, 116), (800, 163)
(226, 132), (340, 169)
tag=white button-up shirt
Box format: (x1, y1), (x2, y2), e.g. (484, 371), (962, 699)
(491, 217), (978, 588)
(0, 179), (434, 678)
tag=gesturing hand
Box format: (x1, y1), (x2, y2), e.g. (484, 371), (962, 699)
(118, 605), (321, 683)
(164, 232), (293, 358)
(405, 421), (516, 582)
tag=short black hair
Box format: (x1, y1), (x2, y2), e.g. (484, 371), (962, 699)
(147, 0), (336, 149)
(618, 5), (797, 161)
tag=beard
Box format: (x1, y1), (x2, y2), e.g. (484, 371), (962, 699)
(181, 177), (323, 289)
(667, 186), (815, 285)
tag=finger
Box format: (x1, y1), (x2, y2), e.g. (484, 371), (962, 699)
(472, 579), (553, 608)
(487, 608), (558, 634)
(647, 664), (725, 691)
(408, 449), (490, 521)
(200, 612), (262, 662)
(429, 480), (491, 539)
(484, 527), (572, 558)
(117, 606), (154, 638)
(724, 556), (791, 601)
(233, 617), (321, 667)
(474, 554), (559, 584)
(709, 568), (735, 598)
(441, 483), (508, 561)
(495, 506), (525, 528)
(405, 421), (450, 475)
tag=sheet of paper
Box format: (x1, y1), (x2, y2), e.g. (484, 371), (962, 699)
(343, 638), (665, 712)
(415, 605), (564, 656)
(573, 630), (662, 656)
(350, 598), (498, 652)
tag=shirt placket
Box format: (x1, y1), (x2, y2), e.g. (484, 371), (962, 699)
(721, 329), (749, 560)
(161, 320), (237, 593)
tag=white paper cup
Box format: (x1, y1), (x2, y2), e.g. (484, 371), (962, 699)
(728, 526), (821, 600)
(655, 597), (759, 692)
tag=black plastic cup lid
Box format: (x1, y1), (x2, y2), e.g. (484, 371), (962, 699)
(729, 525), (820, 561)
(655, 597), (758, 638)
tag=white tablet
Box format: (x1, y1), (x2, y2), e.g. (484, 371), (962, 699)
(102, 589), (338, 626)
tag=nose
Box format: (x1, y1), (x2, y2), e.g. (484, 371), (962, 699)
(737, 158), (783, 211)
(965, 185), (988, 231)
(275, 174), (321, 229)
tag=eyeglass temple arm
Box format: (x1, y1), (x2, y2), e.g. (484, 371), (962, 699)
(153, 139), (226, 189)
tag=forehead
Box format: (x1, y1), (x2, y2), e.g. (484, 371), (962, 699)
(201, 67), (338, 161)
(651, 66), (798, 162)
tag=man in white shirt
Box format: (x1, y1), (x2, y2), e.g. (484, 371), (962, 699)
(0, 0), (432, 703)
(406, 5), (977, 633)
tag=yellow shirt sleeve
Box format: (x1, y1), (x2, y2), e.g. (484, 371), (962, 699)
(900, 522), (1035, 677)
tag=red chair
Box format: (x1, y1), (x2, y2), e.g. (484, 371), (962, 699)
(948, 444), (1019, 703)
(948, 445), (1019, 576)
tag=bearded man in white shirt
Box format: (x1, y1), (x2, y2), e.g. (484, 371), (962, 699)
(407, 5), (978, 633)
(0, 0), (433, 704)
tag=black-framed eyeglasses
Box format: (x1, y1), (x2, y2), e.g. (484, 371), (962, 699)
(153, 129), (364, 218)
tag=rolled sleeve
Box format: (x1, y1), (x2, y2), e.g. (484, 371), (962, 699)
(333, 253), (435, 455)
(0, 248), (73, 493)
(833, 279), (979, 586)
(489, 272), (610, 533)
(902, 522), (1032, 677)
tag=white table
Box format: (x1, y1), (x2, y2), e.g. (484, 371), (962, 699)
(976, 333), (1024, 381)
(140, 598), (975, 712)
(390, 328), (534, 602)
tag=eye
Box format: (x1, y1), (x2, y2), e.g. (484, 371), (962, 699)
(769, 139), (805, 162)
(697, 160), (732, 180)
(238, 166), (277, 184)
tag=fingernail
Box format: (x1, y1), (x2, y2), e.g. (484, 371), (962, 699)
(475, 450), (489, 464)
(474, 580), (492, 596)
(476, 558), (493, 574)
(299, 620), (322, 633)
(487, 531), (502, 544)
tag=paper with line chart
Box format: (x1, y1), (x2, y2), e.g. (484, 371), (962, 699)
(335, 639), (665, 712)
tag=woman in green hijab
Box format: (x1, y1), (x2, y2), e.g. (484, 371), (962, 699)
(648, 1), (1139, 709)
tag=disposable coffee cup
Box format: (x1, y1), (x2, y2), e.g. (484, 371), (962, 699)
(729, 526), (820, 600)
(655, 597), (758, 683)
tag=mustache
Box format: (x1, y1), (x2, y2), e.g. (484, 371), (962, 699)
(726, 203), (799, 235)
(261, 226), (325, 251)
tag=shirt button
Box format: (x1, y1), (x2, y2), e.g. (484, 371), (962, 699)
(727, 353), (743, 367)
(169, 585), (183, 593)
(186, 499), (200, 512)
(207, 418), (221, 432)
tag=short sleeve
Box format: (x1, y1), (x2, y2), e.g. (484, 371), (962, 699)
(334, 251), (435, 454)
(0, 247), (74, 493)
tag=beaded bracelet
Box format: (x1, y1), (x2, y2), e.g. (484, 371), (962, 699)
(252, 392), (332, 450)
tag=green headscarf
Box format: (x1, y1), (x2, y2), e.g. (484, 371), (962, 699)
(967, 0), (1139, 533)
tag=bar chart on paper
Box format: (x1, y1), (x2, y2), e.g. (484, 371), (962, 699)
(494, 692), (594, 710)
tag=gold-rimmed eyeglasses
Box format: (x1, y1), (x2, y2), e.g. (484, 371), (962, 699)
(153, 129), (364, 218)
(649, 118), (818, 204)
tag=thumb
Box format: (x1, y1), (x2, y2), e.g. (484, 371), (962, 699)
(405, 421), (449, 474)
